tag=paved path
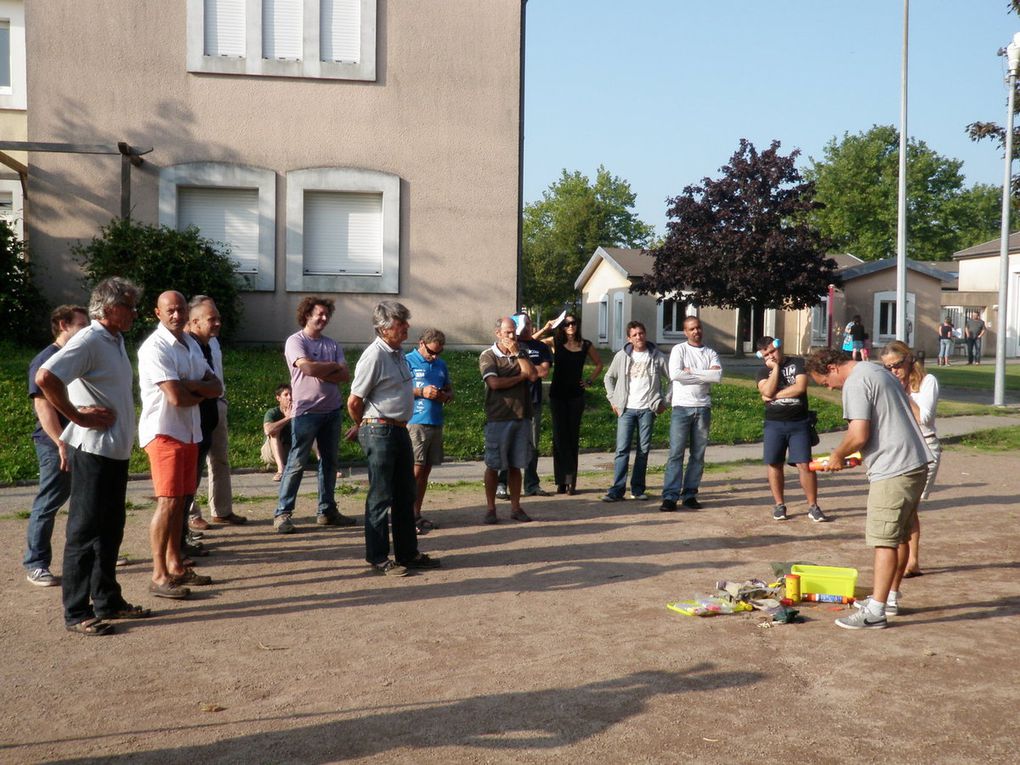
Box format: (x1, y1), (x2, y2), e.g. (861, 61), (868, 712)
(3, 413), (1018, 514)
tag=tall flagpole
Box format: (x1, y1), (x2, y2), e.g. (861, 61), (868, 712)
(895, 0), (909, 343)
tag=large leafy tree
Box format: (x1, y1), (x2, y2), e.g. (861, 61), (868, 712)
(640, 139), (839, 354)
(806, 125), (1002, 260)
(522, 166), (653, 319)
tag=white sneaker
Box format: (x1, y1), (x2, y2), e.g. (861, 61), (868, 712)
(854, 596), (898, 616)
(495, 484), (510, 500)
(26, 568), (58, 587)
(835, 607), (887, 629)
(629, 493), (649, 501)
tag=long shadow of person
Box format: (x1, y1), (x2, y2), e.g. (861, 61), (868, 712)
(41, 664), (763, 763)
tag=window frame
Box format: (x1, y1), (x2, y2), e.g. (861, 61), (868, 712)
(285, 166), (400, 294)
(158, 162), (277, 291)
(186, 0), (376, 81)
(0, 1), (26, 109)
(656, 293), (697, 343)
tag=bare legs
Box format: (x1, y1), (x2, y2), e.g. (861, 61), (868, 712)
(150, 496), (187, 586)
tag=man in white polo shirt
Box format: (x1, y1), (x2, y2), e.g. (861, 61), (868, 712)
(138, 291), (221, 600)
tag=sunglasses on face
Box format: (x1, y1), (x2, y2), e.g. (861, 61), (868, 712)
(884, 359), (907, 371)
(562, 321), (577, 327)
(422, 344), (443, 356)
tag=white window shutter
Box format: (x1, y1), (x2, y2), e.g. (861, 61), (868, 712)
(204, 0), (246, 57)
(320, 0), (361, 63)
(303, 191), (382, 276)
(178, 187), (260, 274)
(263, 0), (303, 60)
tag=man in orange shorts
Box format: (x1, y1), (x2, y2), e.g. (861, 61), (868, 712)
(138, 291), (222, 599)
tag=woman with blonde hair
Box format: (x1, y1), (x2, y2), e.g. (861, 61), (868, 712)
(880, 340), (939, 579)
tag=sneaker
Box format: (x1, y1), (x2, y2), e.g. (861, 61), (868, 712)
(601, 493), (622, 503)
(372, 559), (409, 577)
(115, 556), (130, 567)
(629, 493), (649, 501)
(854, 596), (898, 617)
(772, 503), (788, 521)
(26, 568), (58, 587)
(274, 514), (295, 534)
(400, 553), (441, 570)
(807, 504), (828, 522)
(317, 511), (357, 527)
(659, 499), (677, 512)
(523, 487), (552, 497)
(495, 484), (510, 500)
(682, 497), (702, 510)
(835, 607), (888, 630)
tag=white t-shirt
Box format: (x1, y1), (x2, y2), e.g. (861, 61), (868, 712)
(625, 350), (656, 410)
(910, 373), (939, 438)
(137, 323), (206, 448)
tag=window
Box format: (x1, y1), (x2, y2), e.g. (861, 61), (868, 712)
(872, 291), (915, 346)
(659, 296), (697, 336)
(810, 296), (830, 346)
(597, 294), (608, 341)
(158, 163), (276, 291)
(187, 0), (376, 80)
(0, 1), (25, 109)
(0, 180), (23, 240)
(612, 293), (625, 346)
(285, 167), (400, 293)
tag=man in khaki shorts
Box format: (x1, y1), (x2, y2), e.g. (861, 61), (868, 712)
(405, 328), (453, 534)
(806, 348), (931, 629)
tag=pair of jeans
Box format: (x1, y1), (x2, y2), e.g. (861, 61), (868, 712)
(63, 447), (128, 626)
(358, 423), (418, 565)
(497, 401), (543, 492)
(275, 409), (340, 517)
(608, 408), (656, 498)
(24, 440), (71, 571)
(938, 338), (953, 361)
(550, 395), (585, 487)
(965, 337), (982, 363)
(662, 406), (711, 502)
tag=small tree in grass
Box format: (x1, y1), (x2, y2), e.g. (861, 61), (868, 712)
(0, 219), (49, 346)
(639, 139), (840, 355)
(73, 218), (244, 341)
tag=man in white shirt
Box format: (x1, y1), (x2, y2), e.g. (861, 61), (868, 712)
(138, 291), (221, 600)
(661, 317), (722, 512)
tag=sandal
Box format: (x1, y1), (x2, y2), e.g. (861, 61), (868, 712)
(97, 603), (152, 620)
(415, 517), (438, 533)
(66, 617), (114, 636)
(272, 472), (283, 482)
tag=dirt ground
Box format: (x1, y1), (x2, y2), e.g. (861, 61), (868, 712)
(2, 446), (1019, 764)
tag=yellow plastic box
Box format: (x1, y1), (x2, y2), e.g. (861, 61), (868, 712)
(790, 564), (858, 598)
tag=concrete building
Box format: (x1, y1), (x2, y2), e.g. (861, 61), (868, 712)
(18, 1), (524, 345)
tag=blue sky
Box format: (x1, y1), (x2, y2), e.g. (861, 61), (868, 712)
(523, 0), (1019, 234)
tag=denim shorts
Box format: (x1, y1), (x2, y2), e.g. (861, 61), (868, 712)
(762, 418), (812, 465)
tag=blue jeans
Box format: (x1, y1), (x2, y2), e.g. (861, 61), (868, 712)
(358, 423), (418, 566)
(24, 440), (71, 571)
(662, 406), (711, 502)
(608, 408), (656, 498)
(275, 409), (340, 517)
(938, 338), (953, 361)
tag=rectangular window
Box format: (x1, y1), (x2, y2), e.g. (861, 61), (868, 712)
(263, 0), (302, 60)
(810, 297), (829, 345)
(204, 0), (245, 57)
(597, 296), (608, 341)
(303, 191), (383, 276)
(320, 0), (361, 63)
(878, 300), (895, 337)
(178, 186), (260, 274)
(0, 20), (10, 88)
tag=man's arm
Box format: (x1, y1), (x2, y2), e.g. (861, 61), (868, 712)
(757, 364), (781, 399)
(770, 372), (808, 401)
(264, 415), (292, 437)
(345, 393), (365, 441)
(825, 419), (869, 471)
(295, 357), (350, 383)
(34, 397), (70, 471)
(35, 368), (115, 430)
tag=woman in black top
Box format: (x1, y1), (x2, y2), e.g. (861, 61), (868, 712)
(535, 314), (603, 494)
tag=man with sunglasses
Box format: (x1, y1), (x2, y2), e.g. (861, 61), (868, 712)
(805, 347), (930, 630)
(406, 328), (453, 534)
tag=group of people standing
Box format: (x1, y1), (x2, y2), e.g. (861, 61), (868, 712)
(22, 280), (943, 634)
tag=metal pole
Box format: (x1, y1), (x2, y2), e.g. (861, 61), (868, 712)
(994, 35), (1020, 407)
(895, 0), (909, 343)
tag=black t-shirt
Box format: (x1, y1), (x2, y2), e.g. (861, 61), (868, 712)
(849, 323), (866, 342)
(756, 356), (809, 421)
(939, 324), (953, 340)
(522, 339), (553, 406)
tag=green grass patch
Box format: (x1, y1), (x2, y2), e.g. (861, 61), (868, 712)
(957, 425), (1020, 452)
(926, 363), (1020, 392)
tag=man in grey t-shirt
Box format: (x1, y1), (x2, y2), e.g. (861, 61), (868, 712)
(807, 348), (931, 630)
(964, 311), (986, 365)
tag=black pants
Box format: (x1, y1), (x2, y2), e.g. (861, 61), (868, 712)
(550, 395), (585, 487)
(62, 448), (128, 625)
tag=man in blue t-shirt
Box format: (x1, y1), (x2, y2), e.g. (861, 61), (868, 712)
(24, 305), (90, 587)
(406, 328), (453, 534)
(496, 313), (553, 499)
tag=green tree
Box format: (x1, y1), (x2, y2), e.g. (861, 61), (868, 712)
(522, 166), (653, 319)
(0, 220), (49, 346)
(806, 125), (1002, 261)
(640, 139), (839, 355)
(72, 218), (243, 342)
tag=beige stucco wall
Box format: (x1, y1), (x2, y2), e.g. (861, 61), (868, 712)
(578, 258), (629, 345)
(0, 110), (27, 164)
(24, 0), (521, 346)
(842, 271), (944, 356)
(956, 254), (1020, 292)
